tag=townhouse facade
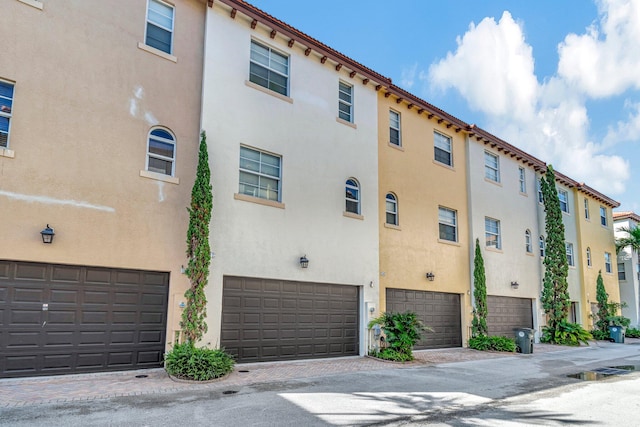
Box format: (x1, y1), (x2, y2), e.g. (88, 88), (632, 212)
(614, 212), (640, 327)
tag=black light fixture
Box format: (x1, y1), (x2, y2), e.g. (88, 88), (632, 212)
(40, 224), (55, 244)
(299, 255), (309, 269)
(511, 281), (519, 289)
(425, 272), (435, 281)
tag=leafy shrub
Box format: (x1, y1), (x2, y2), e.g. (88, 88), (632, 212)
(468, 335), (516, 352)
(368, 311), (431, 361)
(541, 320), (591, 346)
(607, 315), (631, 328)
(590, 329), (611, 341)
(368, 348), (413, 362)
(625, 327), (640, 338)
(165, 343), (235, 381)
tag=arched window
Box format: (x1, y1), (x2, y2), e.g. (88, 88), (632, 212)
(525, 230), (532, 253)
(345, 178), (360, 214)
(586, 247), (592, 267)
(385, 193), (398, 225)
(147, 127), (176, 176)
(539, 235), (545, 257)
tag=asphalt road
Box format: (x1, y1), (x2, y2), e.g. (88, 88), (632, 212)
(2, 342), (639, 426)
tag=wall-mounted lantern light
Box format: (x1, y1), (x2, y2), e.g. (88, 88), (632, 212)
(511, 281), (519, 289)
(40, 224), (55, 244)
(299, 255), (309, 269)
(425, 272), (435, 281)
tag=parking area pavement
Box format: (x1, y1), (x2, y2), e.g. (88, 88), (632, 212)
(0, 342), (588, 408)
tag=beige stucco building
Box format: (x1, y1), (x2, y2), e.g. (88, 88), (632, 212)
(0, 0), (206, 378)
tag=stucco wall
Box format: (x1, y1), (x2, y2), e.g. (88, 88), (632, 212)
(615, 217), (640, 327)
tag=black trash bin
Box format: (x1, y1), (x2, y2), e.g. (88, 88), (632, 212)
(609, 326), (625, 343)
(514, 328), (534, 354)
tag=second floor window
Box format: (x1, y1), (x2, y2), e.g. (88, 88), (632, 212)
(239, 146), (281, 201)
(566, 242), (575, 266)
(525, 230), (532, 253)
(586, 247), (592, 267)
(618, 263), (626, 280)
(145, 0), (174, 54)
(485, 217), (501, 249)
(250, 40), (289, 96)
(605, 252), (612, 273)
(345, 178), (360, 214)
(338, 82), (353, 122)
(385, 193), (398, 225)
(539, 235), (545, 257)
(0, 79), (14, 148)
(146, 127), (176, 176)
(438, 207), (458, 242)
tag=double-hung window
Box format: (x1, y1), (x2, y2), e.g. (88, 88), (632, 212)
(485, 217), (501, 249)
(519, 167), (526, 193)
(586, 247), (592, 267)
(558, 189), (569, 213)
(145, 0), (174, 54)
(618, 263), (626, 280)
(0, 80), (14, 148)
(239, 146), (281, 202)
(345, 178), (360, 214)
(525, 229), (532, 253)
(605, 252), (612, 273)
(434, 131), (452, 166)
(600, 206), (607, 226)
(539, 236), (545, 257)
(566, 242), (575, 266)
(385, 193), (398, 225)
(537, 179), (544, 203)
(438, 207), (457, 242)
(147, 127), (176, 176)
(389, 110), (401, 146)
(584, 198), (590, 219)
(338, 82), (353, 123)
(249, 40), (289, 96)
(484, 151), (500, 182)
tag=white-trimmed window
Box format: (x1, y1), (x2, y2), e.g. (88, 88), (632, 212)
(485, 217), (501, 249)
(389, 110), (401, 146)
(584, 198), (590, 219)
(566, 242), (575, 266)
(605, 252), (612, 273)
(0, 79), (14, 148)
(539, 235), (545, 257)
(600, 206), (607, 226)
(434, 131), (452, 166)
(345, 178), (360, 214)
(484, 151), (500, 182)
(525, 229), (532, 253)
(519, 167), (526, 193)
(145, 0), (174, 54)
(239, 146), (281, 202)
(439, 207), (457, 242)
(250, 40), (289, 96)
(618, 263), (626, 281)
(586, 247), (592, 267)
(537, 178), (543, 203)
(385, 193), (398, 225)
(338, 81), (353, 122)
(559, 189), (569, 213)
(146, 127), (176, 176)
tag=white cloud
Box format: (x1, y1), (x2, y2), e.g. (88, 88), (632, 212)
(400, 63), (418, 89)
(425, 5), (632, 196)
(603, 101), (640, 146)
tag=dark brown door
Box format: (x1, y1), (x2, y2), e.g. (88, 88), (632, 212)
(221, 276), (359, 363)
(385, 288), (462, 349)
(487, 296), (533, 337)
(0, 260), (169, 378)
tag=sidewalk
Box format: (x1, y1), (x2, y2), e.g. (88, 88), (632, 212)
(0, 342), (599, 407)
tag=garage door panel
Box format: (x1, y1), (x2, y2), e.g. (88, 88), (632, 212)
(222, 276), (359, 362)
(84, 269), (111, 284)
(51, 266), (81, 282)
(487, 296), (533, 337)
(15, 264), (47, 281)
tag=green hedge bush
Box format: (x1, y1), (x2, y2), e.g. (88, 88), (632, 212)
(625, 327), (640, 338)
(541, 321), (591, 346)
(468, 335), (516, 352)
(165, 343), (235, 381)
(368, 348), (413, 362)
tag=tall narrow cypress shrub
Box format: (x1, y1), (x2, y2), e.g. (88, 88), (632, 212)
(472, 238), (488, 337)
(540, 165), (571, 339)
(181, 131), (212, 344)
(595, 270), (611, 334)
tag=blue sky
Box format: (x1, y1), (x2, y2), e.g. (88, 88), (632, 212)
(250, 0), (640, 212)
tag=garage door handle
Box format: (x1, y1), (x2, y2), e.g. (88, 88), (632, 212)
(42, 321), (47, 327)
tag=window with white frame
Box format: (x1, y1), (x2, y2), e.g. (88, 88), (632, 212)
(537, 178), (543, 203)
(434, 131), (452, 166)
(249, 40), (289, 96)
(586, 247), (592, 267)
(385, 193), (398, 225)
(584, 198), (590, 219)
(484, 151), (500, 182)
(605, 252), (612, 273)
(0, 79), (14, 148)
(345, 178), (360, 214)
(145, 0), (174, 54)
(519, 167), (526, 193)
(439, 207), (458, 242)
(558, 189), (569, 213)
(618, 263), (626, 281)
(485, 217), (501, 249)
(539, 235), (545, 257)
(338, 81), (353, 123)
(239, 146), (281, 202)
(566, 242), (575, 266)
(600, 206), (607, 226)
(525, 229), (532, 253)
(389, 110), (401, 146)
(146, 127), (176, 176)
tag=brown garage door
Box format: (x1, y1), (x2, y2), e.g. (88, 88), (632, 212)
(221, 276), (359, 363)
(0, 260), (169, 378)
(487, 296), (533, 337)
(386, 289), (462, 349)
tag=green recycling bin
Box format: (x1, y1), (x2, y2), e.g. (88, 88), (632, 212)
(609, 326), (625, 343)
(514, 328), (534, 354)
